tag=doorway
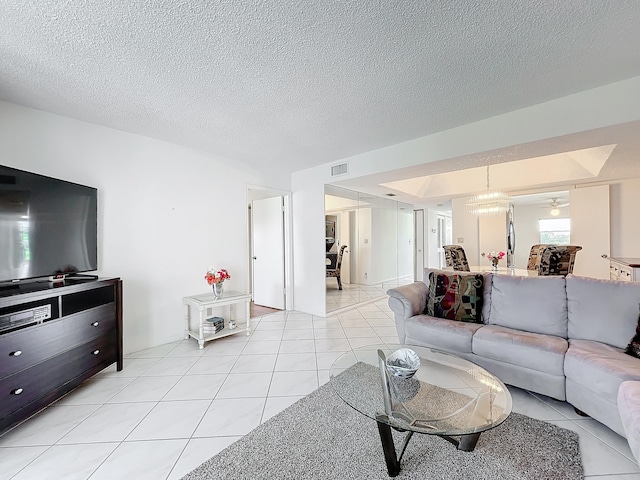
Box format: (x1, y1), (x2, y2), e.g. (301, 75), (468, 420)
(247, 187), (292, 312)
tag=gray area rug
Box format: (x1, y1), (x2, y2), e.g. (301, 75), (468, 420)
(183, 377), (583, 479)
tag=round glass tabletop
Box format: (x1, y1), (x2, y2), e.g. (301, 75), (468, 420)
(330, 344), (512, 437)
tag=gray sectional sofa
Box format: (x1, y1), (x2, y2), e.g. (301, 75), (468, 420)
(387, 268), (640, 455)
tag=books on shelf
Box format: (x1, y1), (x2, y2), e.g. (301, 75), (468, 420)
(203, 316), (224, 334)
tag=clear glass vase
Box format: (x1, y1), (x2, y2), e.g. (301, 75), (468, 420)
(212, 282), (224, 298)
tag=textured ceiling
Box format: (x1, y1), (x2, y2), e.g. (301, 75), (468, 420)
(2, 1), (640, 173)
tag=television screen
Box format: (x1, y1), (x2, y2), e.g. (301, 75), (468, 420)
(0, 165), (97, 283)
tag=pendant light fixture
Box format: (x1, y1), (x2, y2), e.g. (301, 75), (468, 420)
(466, 165), (512, 216)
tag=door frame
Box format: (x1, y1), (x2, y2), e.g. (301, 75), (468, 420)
(246, 185), (293, 311)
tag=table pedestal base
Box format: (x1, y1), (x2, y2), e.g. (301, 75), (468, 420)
(376, 417), (481, 477)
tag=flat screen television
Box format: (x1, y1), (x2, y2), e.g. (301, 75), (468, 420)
(0, 165), (98, 284)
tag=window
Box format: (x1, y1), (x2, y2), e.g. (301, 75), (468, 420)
(539, 218), (570, 245)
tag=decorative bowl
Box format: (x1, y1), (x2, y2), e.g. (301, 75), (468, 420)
(386, 348), (420, 379)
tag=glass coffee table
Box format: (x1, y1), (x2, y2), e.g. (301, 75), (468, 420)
(330, 345), (512, 477)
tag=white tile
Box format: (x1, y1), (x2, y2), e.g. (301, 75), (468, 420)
(507, 387), (569, 421)
(286, 313), (314, 322)
(11, 443), (118, 480)
(336, 310), (364, 320)
(366, 316), (395, 326)
(127, 400), (211, 440)
(164, 341), (207, 357)
(573, 417), (637, 462)
(0, 445), (48, 478)
(231, 354), (277, 373)
(141, 356), (199, 376)
(193, 398), (265, 437)
(0, 405), (99, 446)
(269, 371), (318, 396)
(313, 328), (346, 339)
(216, 372), (273, 398)
(58, 402), (156, 443)
(202, 340), (245, 356)
(167, 437), (240, 480)
(163, 374), (226, 401)
(241, 340), (281, 355)
(282, 328), (315, 340)
(371, 326), (398, 337)
(107, 376), (181, 403)
(279, 339), (316, 353)
(285, 319), (314, 329)
(348, 337), (382, 349)
(316, 351), (346, 370)
(318, 370), (331, 386)
(55, 377), (133, 405)
(254, 320), (286, 331)
(262, 396), (303, 422)
(339, 318), (370, 328)
(96, 357), (159, 377)
(247, 329), (284, 341)
(188, 355), (238, 374)
(125, 342), (178, 358)
(362, 311), (392, 319)
(343, 326), (377, 338)
(89, 439), (188, 480)
(275, 353), (317, 371)
(315, 337), (352, 352)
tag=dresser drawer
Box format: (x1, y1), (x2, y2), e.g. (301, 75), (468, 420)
(63, 303), (116, 346)
(0, 304), (115, 379)
(0, 319), (68, 379)
(618, 265), (634, 282)
(0, 332), (117, 419)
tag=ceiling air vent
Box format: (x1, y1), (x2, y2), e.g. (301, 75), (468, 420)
(330, 162), (348, 177)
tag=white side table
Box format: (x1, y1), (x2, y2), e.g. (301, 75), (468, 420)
(183, 290), (251, 349)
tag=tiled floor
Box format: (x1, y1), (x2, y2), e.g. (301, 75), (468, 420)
(326, 276), (413, 313)
(1, 299), (639, 479)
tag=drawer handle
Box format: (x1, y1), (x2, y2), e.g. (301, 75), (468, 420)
(9, 350), (23, 357)
(11, 388), (23, 395)
(91, 322), (99, 327)
(92, 349), (100, 355)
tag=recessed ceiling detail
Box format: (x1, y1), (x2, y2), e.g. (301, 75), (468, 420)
(380, 145), (616, 200)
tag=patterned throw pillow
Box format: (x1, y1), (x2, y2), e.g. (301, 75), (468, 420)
(426, 272), (484, 323)
(625, 304), (640, 359)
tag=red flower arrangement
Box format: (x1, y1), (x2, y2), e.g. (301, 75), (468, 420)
(204, 267), (231, 285)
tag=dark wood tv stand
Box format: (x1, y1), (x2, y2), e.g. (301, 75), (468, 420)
(0, 277), (123, 435)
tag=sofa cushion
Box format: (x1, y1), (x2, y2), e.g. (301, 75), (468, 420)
(426, 272), (484, 323)
(566, 275), (640, 349)
(472, 325), (567, 375)
(487, 275), (568, 337)
(404, 314), (484, 354)
(564, 339), (640, 404)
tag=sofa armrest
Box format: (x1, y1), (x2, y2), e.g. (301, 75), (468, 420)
(387, 282), (429, 344)
(387, 282), (428, 321)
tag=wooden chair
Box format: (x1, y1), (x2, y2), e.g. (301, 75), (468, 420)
(443, 245), (470, 271)
(326, 245), (348, 289)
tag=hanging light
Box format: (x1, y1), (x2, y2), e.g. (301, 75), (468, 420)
(466, 166), (512, 216)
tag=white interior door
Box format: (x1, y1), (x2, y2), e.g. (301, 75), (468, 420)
(570, 185), (610, 279)
(414, 210), (424, 281)
(252, 196), (285, 309)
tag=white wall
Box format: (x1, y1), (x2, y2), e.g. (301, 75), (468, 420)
(512, 204), (570, 268)
(0, 100), (278, 353)
(451, 197), (480, 265)
(610, 177), (640, 257)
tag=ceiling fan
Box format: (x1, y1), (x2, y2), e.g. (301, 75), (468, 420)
(539, 198), (570, 216)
